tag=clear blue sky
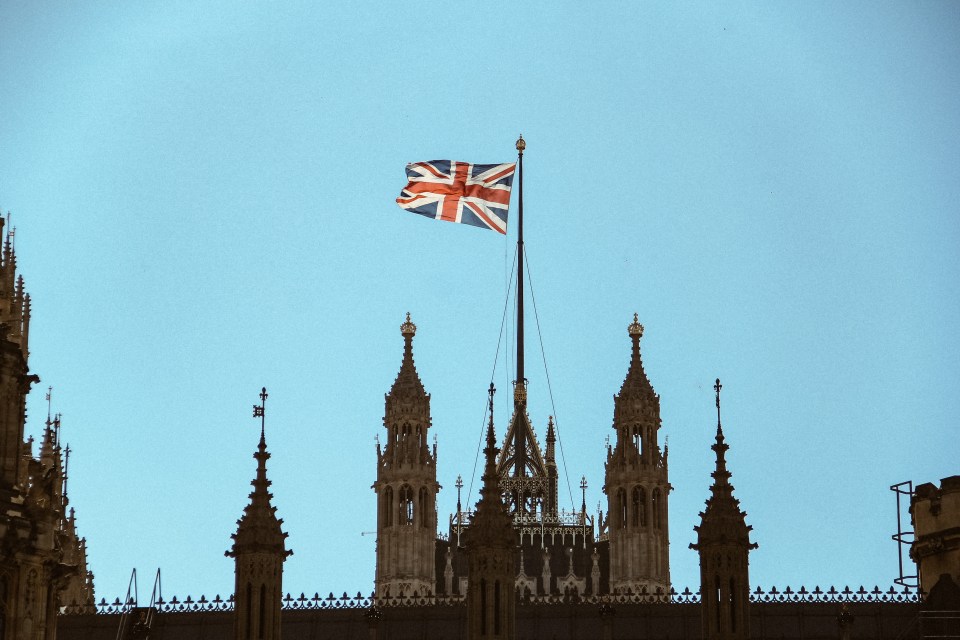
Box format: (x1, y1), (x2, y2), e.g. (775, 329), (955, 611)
(1, 2), (957, 602)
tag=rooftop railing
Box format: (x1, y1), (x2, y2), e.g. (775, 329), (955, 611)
(58, 584), (920, 616)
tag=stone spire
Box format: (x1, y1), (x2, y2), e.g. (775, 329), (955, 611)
(692, 380), (755, 551)
(227, 388), (290, 640)
(228, 432), (290, 556)
(385, 313), (429, 422)
(465, 384), (515, 640)
(613, 314), (660, 433)
(0, 217), (31, 358)
(604, 314), (670, 594)
(471, 386), (515, 542)
(374, 314), (438, 599)
(691, 379), (756, 640)
(544, 416), (558, 518)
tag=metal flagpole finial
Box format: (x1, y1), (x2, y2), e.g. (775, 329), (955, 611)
(714, 378), (723, 428)
(516, 134), (526, 155)
(253, 387), (268, 438)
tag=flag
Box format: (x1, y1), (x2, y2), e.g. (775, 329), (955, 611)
(396, 160), (516, 234)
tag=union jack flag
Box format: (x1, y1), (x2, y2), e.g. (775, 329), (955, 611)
(396, 160), (516, 234)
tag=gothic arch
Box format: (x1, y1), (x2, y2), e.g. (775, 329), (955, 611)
(632, 486), (647, 528)
(617, 488), (627, 529)
(399, 485), (414, 525)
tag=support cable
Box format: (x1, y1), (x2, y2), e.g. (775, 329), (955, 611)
(466, 244), (518, 507)
(523, 248), (576, 511)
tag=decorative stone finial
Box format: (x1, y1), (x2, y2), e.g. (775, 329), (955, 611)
(516, 134), (526, 154)
(400, 312), (416, 337)
(628, 313), (644, 337)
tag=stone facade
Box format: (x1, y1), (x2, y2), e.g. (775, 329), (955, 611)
(0, 220), (93, 640)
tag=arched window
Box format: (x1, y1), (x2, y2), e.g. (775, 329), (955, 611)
(633, 487), (647, 527)
(617, 488), (627, 529)
(418, 487), (429, 528)
(652, 488), (661, 529)
(383, 487), (394, 527)
(399, 485), (414, 525)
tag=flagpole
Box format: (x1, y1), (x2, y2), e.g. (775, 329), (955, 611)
(514, 134), (526, 482)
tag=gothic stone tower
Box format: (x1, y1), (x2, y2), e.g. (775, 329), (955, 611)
(226, 388), (291, 640)
(604, 315), (670, 594)
(465, 385), (515, 640)
(0, 221), (90, 639)
(911, 475), (960, 602)
(373, 314), (439, 598)
(691, 379), (757, 640)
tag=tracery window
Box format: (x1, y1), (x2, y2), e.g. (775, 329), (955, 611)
(399, 485), (414, 525)
(617, 488), (627, 529)
(632, 487), (646, 527)
(652, 488), (661, 529)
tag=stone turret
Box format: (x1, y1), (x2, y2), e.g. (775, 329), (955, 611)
(911, 475), (960, 608)
(543, 417), (558, 518)
(373, 314), (439, 598)
(604, 315), (670, 594)
(465, 384), (515, 640)
(226, 388), (291, 640)
(691, 379), (756, 640)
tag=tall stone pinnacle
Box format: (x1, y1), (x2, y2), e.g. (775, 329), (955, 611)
(613, 314), (660, 428)
(388, 312), (427, 401)
(227, 433), (291, 557)
(469, 384), (513, 545)
(693, 379), (756, 550)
